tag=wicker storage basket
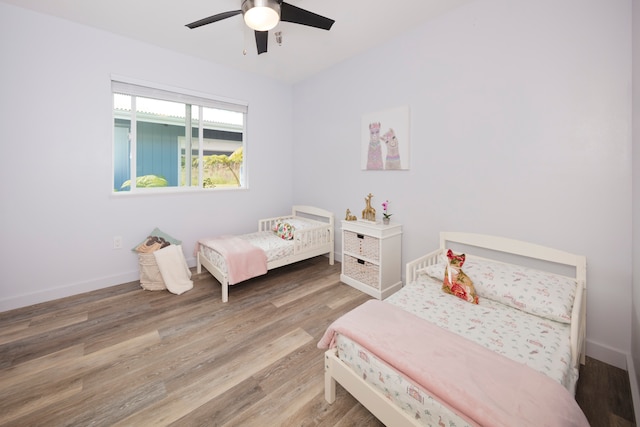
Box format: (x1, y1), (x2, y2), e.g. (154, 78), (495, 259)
(344, 231), (379, 262)
(344, 255), (379, 289)
(138, 253), (166, 291)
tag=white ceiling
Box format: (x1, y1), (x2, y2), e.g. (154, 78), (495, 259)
(1, 0), (473, 83)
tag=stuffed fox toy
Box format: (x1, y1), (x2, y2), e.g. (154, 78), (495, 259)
(442, 249), (479, 304)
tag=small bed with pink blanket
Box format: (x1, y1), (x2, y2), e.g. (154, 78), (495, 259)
(196, 205), (334, 302)
(319, 232), (588, 426)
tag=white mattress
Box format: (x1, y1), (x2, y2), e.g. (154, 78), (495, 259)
(334, 272), (577, 425)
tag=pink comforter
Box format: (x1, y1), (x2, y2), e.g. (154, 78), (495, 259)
(197, 236), (267, 284)
(318, 300), (589, 427)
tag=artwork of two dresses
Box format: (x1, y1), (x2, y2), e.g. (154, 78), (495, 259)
(361, 106), (410, 171)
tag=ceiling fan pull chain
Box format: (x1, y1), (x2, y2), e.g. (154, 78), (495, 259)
(243, 23), (248, 56)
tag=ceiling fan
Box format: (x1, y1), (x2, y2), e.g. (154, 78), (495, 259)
(186, 0), (335, 55)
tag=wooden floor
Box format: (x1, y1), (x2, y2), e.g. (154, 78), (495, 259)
(0, 256), (635, 426)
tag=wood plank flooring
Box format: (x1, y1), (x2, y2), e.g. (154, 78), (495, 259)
(0, 256), (635, 426)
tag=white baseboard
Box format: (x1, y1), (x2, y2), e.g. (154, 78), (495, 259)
(627, 354), (640, 426)
(0, 270), (140, 312)
(0, 252), (313, 312)
(585, 339), (629, 370)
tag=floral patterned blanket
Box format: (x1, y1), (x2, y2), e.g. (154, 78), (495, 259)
(318, 300), (588, 427)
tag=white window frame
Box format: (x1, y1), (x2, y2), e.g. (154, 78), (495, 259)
(111, 75), (248, 194)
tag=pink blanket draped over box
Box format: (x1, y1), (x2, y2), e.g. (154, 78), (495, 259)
(318, 300), (589, 427)
(197, 236), (267, 285)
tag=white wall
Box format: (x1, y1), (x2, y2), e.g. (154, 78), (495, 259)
(293, 0), (633, 368)
(0, 3), (295, 310)
(631, 0), (640, 415)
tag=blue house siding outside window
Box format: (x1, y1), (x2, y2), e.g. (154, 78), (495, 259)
(137, 121), (182, 187)
(113, 120), (182, 191)
(113, 121), (130, 191)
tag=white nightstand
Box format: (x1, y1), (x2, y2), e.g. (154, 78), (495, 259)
(340, 220), (402, 299)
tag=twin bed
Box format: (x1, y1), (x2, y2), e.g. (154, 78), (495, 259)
(195, 208), (588, 425)
(319, 231), (588, 426)
(196, 205), (334, 302)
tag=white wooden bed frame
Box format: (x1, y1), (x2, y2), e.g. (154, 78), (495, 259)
(196, 205), (334, 302)
(323, 231), (587, 427)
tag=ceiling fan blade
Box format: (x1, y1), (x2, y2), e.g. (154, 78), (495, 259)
(255, 31), (268, 55)
(280, 2), (334, 30)
(186, 10), (242, 29)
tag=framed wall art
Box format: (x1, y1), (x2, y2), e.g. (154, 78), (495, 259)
(361, 105), (410, 170)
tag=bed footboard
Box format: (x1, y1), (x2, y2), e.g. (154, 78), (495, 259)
(324, 349), (421, 427)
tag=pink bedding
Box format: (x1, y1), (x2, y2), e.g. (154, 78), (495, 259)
(197, 236), (267, 284)
(318, 300), (588, 427)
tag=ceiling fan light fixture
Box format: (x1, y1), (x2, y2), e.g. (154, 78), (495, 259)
(242, 0), (281, 31)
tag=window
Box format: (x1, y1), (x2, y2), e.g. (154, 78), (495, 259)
(112, 78), (247, 193)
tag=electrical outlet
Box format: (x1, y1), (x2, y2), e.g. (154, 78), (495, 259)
(113, 236), (123, 249)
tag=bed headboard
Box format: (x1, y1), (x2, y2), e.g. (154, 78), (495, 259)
(439, 232), (586, 284)
(292, 205), (334, 227)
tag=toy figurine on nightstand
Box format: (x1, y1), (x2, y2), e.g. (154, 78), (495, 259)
(362, 193), (376, 222)
(345, 209), (357, 221)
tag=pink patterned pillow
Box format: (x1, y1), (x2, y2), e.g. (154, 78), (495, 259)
(273, 222), (295, 240)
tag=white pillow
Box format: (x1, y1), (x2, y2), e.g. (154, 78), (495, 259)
(285, 217), (323, 230)
(421, 257), (577, 323)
